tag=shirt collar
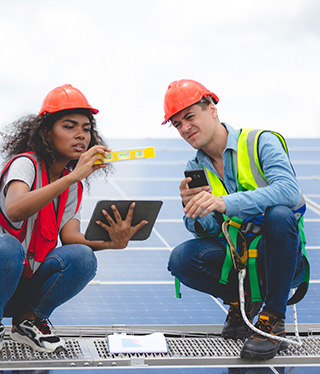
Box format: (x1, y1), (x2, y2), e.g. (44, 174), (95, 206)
(223, 123), (237, 152)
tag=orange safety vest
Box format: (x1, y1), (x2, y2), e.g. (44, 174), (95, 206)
(0, 152), (83, 277)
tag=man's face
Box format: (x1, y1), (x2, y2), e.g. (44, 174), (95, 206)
(171, 103), (217, 149)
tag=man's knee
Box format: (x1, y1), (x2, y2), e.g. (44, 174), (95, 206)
(168, 238), (224, 280)
(264, 205), (298, 235)
(168, 245), (185, 275)
(168, 241), (197, 279)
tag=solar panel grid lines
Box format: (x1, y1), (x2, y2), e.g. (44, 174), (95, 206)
(2, 138), (320, 329)
(63, 137), (320, 328)
(1, 138), (320, 372)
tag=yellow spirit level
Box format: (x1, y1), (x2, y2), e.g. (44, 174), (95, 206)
(94, 146), (155, 164)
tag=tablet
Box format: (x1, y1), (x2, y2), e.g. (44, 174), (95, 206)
(84, 200), (163, 241)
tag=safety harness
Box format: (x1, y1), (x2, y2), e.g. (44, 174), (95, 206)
(0, 152), (83, 277)
(176, 129), (310, 305)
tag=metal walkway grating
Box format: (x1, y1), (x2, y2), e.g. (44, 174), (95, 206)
(1, 324), (320, 369)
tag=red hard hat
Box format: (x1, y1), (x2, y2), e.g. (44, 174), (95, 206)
(38, 84), (99, 116)
(162, 79), (219, 124)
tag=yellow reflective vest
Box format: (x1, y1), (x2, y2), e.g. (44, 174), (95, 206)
(204, 128), (309, 305)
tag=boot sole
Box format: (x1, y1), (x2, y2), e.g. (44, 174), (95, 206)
(240, 341), (288, 361)
(222, 327), (251, 340)
(222, 332), (251, 339)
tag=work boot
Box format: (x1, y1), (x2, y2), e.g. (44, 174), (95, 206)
(240, 310), (287, 360)
(222, 299), (262, 339)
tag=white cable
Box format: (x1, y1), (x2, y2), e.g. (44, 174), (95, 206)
(291, 290), (303, 345)
(238, 269), (303, 347)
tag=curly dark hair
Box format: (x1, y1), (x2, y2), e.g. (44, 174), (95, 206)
(0, 108), (112, 185)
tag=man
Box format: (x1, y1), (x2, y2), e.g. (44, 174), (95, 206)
(162, 79), (309, 360)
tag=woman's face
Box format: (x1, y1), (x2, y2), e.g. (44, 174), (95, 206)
(49, 113), (92, 162)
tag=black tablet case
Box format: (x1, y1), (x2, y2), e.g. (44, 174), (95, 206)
(84, 200), (163, 241)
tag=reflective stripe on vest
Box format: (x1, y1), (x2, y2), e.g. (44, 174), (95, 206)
(236, 128), (305, 210)
(0, 152), (83, 277)
(205, 128), (305, 209)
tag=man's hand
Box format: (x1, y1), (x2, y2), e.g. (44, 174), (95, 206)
(180, 177), (226, 218)
(96, 202), (148, 249)
(180, 177), (211, 206)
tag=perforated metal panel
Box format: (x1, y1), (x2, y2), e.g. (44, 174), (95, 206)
(1, 325), (320, 369)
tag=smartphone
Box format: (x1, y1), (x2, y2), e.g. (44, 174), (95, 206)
(184, 169), (209, 188)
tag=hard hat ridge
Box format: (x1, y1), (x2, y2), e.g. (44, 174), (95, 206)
(39, 84), (99, 116)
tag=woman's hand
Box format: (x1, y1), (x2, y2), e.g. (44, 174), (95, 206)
(70, 145), (111, 182)
(96, 202), (148, 249)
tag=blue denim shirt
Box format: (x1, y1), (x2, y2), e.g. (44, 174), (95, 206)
(184, 123), (301, 237)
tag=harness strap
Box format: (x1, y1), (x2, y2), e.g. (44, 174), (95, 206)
(287, 216), (310, 305)
(219, 215), (262, 303)
(175, 277), (181, 298)
(219, 240), (234, 285)
(219, 216), (243, 285)
(247, 236), (262, 302)
(174, 213), (309, 304)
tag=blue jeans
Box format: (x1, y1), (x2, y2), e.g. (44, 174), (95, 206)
(0, 234), (97, 320)
(168, 205), (306, 318)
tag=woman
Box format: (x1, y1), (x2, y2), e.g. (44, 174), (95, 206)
(0, 84), (147, 353)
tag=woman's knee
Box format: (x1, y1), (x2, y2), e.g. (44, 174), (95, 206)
(0, 234), (25, 271)
(47, 244), (97, 276)
(68, 244), (97, 274)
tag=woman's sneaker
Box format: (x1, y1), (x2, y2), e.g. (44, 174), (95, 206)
(0, 323), (4, 350)
(10, 318), (64, 353)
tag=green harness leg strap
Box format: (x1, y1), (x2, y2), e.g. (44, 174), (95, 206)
(219, 215), (262, 303)
(219, 240), (233, 285)
(175, 277), (181, 299)
(219, 216), (243, 284)
(287, 215), (310, 305)
(248, 235), (262, 302)
(174, 216), (242, 298)
(174, 216), (309, 303)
